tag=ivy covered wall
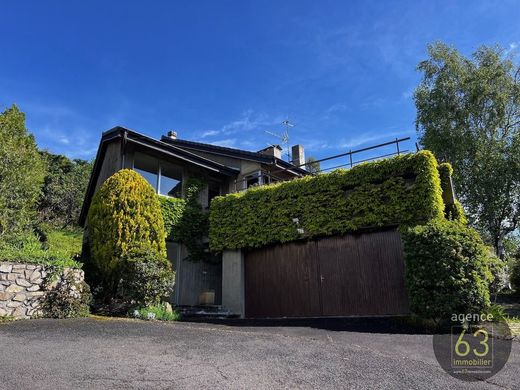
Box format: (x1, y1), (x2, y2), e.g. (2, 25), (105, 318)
(209, 151), (446, 252)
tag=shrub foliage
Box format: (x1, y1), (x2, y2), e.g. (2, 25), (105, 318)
(87, 169), (166, 287)
(210, 151), (444, 251)
(402, 220), (493, 321)
(120, 248), (175, 306)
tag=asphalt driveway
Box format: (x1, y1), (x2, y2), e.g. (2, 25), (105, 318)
(0, 317), (518, 389)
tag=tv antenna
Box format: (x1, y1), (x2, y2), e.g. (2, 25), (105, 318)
(264, 119), (294, 161)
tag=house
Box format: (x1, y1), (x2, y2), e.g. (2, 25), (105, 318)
(79, 126), (308, 308)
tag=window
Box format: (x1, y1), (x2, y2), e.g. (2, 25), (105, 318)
(133, 152), (183, 198)
(159, 161), (183, 197)
(134, 152), (158, 191)
(207, 181), (220, 207)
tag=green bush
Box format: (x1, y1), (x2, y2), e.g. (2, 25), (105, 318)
(87, 169), (166, 288)
(42, 272), (91, 318)
(402, 220), (493, 322)
(210, 151), (445, 251)
(120, 248), (175, 306)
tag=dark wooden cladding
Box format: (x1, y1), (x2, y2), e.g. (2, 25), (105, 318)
(244, 230), (410, 318)
(245, 240), (321, 318)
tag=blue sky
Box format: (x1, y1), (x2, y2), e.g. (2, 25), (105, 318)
(1, 1), (519, 169)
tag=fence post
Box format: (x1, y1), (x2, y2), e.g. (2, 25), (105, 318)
(349, 151), (353, 168)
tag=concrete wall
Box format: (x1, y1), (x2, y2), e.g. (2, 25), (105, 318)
(222, 250), (245, 317)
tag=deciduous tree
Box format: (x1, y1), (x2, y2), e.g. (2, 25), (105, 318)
(415, 42), (520, 256)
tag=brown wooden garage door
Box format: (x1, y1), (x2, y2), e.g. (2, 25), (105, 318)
(244, 230), (410, 318)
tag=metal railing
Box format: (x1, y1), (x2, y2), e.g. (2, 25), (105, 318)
(233, 136), (413, 192)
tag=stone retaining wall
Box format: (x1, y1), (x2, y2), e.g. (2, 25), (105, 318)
(0, 262), (85, 319)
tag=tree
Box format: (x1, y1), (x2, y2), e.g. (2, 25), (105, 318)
(38, 152), (92, 228)
(87, 169), (167, 291)
(415, 42), (520, 257)
(0, 105), (46, 236)
(305, 156), (321, 174)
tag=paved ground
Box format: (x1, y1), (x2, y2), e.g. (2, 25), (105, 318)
(0, 317), (518, 389)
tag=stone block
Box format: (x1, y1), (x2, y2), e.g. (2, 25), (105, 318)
(16, 278), (32, 287)
(0, 307), (7, 316)
(6, 284), (24, 293)
(12, 306), (27, 318)
(29, 271), (42, 282)
(0, 264), (12, 273)
(27, 285), (40, 292)
(26, 291), (44, 299)
(0, 274), (8, 281)
(13, 293), (26, 302)
(7, 301), (22, 308)
(26, 265), (37, 270)
(0, 292), (13, 301)
(7, 274), (17, 281)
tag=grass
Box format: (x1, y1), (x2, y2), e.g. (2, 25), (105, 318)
(0, 316), (15, 324)
(0, 229), (81, 268)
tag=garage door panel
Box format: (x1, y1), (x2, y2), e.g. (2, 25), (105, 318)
(244, 230), (410, 318)
(245, 241), (321, 318)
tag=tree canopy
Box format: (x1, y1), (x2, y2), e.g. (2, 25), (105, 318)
(415, 42), (520, 256)
(38, 151), (92, 228)
(0, 105), (46, 236)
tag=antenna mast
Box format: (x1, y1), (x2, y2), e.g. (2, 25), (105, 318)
(265, 119), (294, 162)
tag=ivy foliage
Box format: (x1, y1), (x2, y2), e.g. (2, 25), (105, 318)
(402, 220), (493, 321)
(159, 178), (210, 262)
(209, 151), (445, 251)
(438, 162), (467, 224)
(87, 169), (166, 287)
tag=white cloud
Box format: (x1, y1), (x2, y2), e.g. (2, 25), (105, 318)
(505, 42), (519, 56)
(326, 103), (348, 114)
(200, 129), (221, 138)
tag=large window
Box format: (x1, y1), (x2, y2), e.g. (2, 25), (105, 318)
(134, 152), (183, 198)
(160, 161), (183, 197)
(134, 152), (158, 189)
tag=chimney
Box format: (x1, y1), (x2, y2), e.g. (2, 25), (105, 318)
(258, 145), (282, 159)
(291, 144), (305, 167)
(167, 130), (178, 140)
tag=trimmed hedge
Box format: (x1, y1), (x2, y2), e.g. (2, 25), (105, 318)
(209, 151), (445, 251)
(402, 220), (493, 321)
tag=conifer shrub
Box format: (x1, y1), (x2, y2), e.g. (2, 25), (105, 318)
(87, 169), (166, 290)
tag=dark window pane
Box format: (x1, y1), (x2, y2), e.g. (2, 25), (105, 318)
(134, 152), (158, 191)
(160, 162), (183, 197)
(208, 181), (220, 206)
